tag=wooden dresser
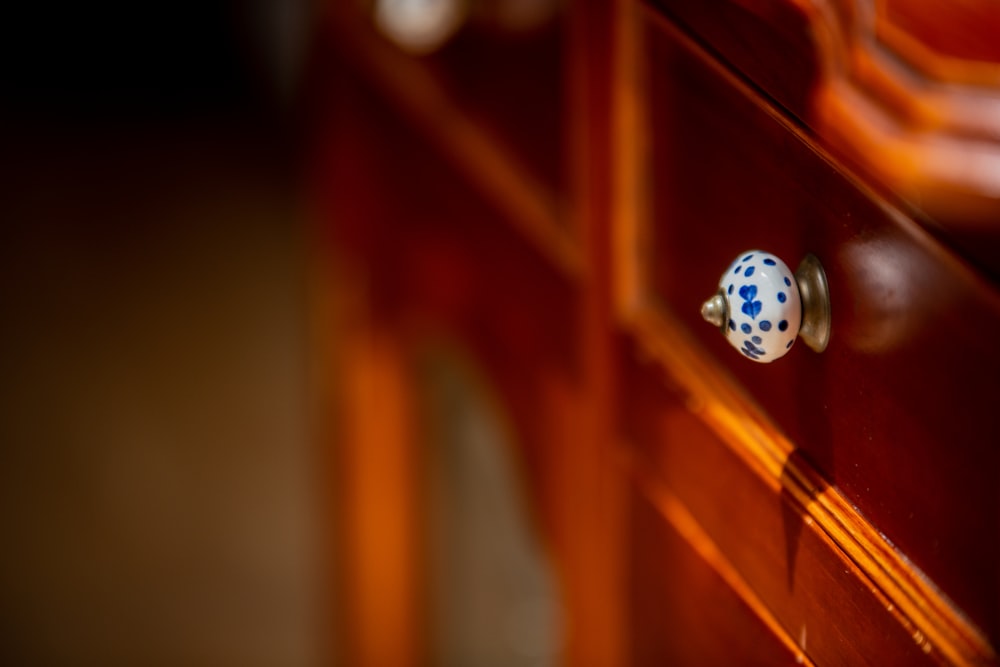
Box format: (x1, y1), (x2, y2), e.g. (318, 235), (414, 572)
(316, 1), (1000, 664)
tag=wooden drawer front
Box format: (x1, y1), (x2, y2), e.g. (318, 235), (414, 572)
(647, 0), (819, 122)
(628, 484), (803, 665)
(644, 0), (1000, 277)
(639, 12), (1000, 645)
(623, 355), (940, 666)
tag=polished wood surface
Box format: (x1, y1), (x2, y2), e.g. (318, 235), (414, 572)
(877, 0), (1000, 81)
(629, 484), (808, 665)
(320, 0), (1000, 664)
(625, 349), (945, 665)
(651, 0), (1000, 276)
(641, 9), (1000, 648)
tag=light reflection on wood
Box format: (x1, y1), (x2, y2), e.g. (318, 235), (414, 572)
(340, 325), (423, 667)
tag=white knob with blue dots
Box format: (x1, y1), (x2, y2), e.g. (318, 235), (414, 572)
(701, 250), (831, 363)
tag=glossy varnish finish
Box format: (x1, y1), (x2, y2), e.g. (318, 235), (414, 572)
(641, 10), (1000, 647)
(628, 483), (809, 665)
(320, 1), (1000, 664)
(877, 0), (1000, 80)
(652, 0), (1000, 276)
(623, 348), (939, 665)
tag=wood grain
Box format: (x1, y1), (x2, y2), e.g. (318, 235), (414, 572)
(321, 1), (1000, 664)
(634, 10), (1000, 650)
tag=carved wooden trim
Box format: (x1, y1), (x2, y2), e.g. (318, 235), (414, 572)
(813, 0), (1000, 226)
(874, 0), (1000, 87)
(648, 0), (1000, 226)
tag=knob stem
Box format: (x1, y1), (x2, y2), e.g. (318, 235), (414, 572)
(700, 292), (728, 330)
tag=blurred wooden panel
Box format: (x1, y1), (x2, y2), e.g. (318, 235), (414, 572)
(419, 346), (562, 667)
(328, 4), (580, 278)
(316, 57), (628, 664)
(315, 54), (578, 489)
(420, 20), (568, 200)
(337, 324), (425, 667)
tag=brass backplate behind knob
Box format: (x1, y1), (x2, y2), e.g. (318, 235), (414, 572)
(795, 253), (831, 353)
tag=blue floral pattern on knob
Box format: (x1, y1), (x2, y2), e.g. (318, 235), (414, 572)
(738, 285), (762, 319)
(718, 250), (801, 363)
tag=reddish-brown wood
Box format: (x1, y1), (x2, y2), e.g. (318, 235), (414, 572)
(319, 1), (1000, 665)
(421, 21), (568, 198)
(316, 63), (578, 484)
(624, 351), (946, 665)
(629, 485), (808, 666)
(649, 0), (821, 119)
(317, 61), (630, 663)
(558, 1), (631, 663)
(336, 322), (426, 667)
(329, 12), (579, 277)
(641, 12), (1000, 645)
(877, 0), (1000, 75)
(649, 0), (1000, 275)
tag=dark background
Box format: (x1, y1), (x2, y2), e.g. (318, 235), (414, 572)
(0, 3), (328, 664)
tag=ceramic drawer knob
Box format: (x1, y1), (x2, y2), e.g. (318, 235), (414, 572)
(701, 250), (831, 363)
